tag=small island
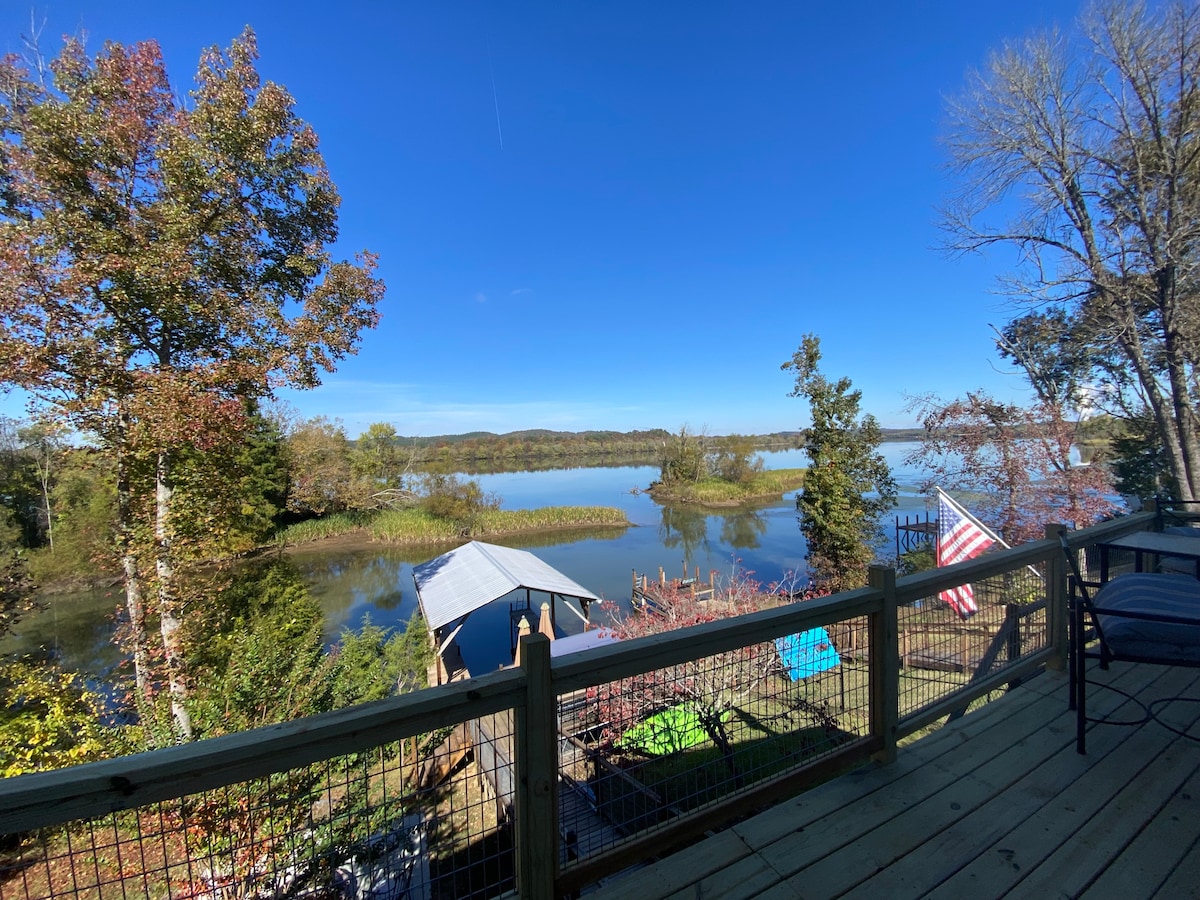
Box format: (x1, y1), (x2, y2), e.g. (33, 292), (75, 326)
(277, 503), (631, 547)
(646, 467), (806, 507)
(645, 428), (806, 507)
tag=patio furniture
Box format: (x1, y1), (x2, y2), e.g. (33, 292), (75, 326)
(1097, 529), (1200, 580)
(1061, 532), (1200, 753)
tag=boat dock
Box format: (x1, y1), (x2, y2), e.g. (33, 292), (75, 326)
(631, 563), (718, 609)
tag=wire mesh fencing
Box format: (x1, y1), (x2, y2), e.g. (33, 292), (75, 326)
(553, 610), (873, 869)
(1, 714), (519, 900)
(896, 563), (1049, 720)
(4, 523), (1115, 900)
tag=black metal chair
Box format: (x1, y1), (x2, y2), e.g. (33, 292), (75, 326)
(1060, 531), (1200, 753)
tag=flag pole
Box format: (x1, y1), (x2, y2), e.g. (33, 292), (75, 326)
(934, 486), (1043, 580)
(935, 486), (1010, 549)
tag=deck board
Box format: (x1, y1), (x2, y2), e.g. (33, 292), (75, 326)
(584, 661), (1200, 900)
(856, 668), (1200, 899)
(1150, 829), (1200, 899)
(1085, 760), (1200, 900)
(922, 670), (1200, 900)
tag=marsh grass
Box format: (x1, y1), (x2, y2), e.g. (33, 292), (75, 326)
(275, 511), (377, 545)
(277, 506), (629, 547)
(369, 509), (462, 543)
(472, 506), (628, 534)
(653, 468), (806, 506)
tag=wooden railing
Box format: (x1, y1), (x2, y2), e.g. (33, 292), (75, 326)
(0, 512), (1156, 900)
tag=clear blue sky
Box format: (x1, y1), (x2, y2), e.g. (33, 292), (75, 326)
(1, 1), (1083, 438)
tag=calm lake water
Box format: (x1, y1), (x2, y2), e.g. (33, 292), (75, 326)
(2, 442), (937, 679)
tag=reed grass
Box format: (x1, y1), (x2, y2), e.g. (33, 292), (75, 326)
(367, 508), (463, 544)
(275, 510), (377, 545)
(471, 506), (629, 535)
(366, 505), (629, 545)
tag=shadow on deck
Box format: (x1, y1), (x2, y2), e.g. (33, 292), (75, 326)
(589, 662), (1200, 899)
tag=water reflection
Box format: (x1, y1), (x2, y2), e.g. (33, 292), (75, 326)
(6, 444), (940, 680)
(718, 507), (769, 552)
(0, 587), (126, 679)
(657, 504), (712, 560)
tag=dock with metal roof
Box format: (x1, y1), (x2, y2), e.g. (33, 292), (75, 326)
(413, 540), (602, 684)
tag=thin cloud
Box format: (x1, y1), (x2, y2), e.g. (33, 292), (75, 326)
(510, 288), (533, 297)
(474, 292), (488, 303)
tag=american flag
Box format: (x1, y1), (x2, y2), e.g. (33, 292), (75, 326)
(937, 491), (995, 619)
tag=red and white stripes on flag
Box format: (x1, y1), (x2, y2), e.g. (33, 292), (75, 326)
(936, 490), (995, 619)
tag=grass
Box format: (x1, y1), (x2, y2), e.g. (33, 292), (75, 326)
(276, 505), (630, 548)
(606, 649), (1003, 815)
(368, 508), (464, 544)
(651, 467), (806, 507)
(274, 510), (378, 545)
(618, 680), (864, 812)
(471, 505), (628, 534)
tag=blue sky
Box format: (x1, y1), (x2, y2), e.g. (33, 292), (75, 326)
(1, 1), (1083, 437)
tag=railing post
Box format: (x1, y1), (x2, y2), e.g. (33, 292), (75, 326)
(1003, 602), (1022, 689)
(868, 565), (899, 765)
(1044, 523), (1068, 672)
(515, 633), (556, 900)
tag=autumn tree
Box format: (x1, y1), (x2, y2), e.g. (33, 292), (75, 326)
(783, 335), (896, 592)
(284, 416), (356, 517)
(906, 391), (1117, 545)
(944, 0), (1200, 500)
(710, 434), (764, 484)
(26, 448), (117, 585)
(0, 418), (42, 549)
(351, 421), (417, 507)
(0, 30), (384, 739)
(657, 425), (708, 486)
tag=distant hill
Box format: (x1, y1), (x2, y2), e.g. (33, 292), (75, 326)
(389, 427), (922, 447)
(392, 428), (674, 447)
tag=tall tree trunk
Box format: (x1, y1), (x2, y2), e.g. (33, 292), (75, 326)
(115, 405), (149, 705)
(156, 449), (192, 741)
(34, 445), (53, 552)
(1109, 296), (1198, 502)
(1160, 288), (1200, 500)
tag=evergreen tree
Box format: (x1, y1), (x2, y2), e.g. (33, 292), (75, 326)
(783, 335), (896, 592)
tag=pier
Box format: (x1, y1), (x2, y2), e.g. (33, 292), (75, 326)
(631, 563), (718, 609)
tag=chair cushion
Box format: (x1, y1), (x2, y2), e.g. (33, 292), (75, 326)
(1092, 573), (1200, 662)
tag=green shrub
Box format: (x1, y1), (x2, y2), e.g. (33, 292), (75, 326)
(0, 661), (121, 776)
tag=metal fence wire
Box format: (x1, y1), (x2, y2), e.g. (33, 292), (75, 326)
(4, 516), (1147, 900)
(555, 612), (873, 868)
(897, 564), (1048, 719)
(1, 720), (517, 900)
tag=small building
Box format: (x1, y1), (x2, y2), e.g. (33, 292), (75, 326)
(413, 540), (601, 683)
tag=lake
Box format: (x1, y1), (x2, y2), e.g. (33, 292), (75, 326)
(1, 442), (937, 679)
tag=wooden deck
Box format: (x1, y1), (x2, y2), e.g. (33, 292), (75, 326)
(587, 661), (1200, 899)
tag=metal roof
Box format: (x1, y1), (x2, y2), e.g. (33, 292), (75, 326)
(549, 629), (620, 658)
(412, 540), (602, 632)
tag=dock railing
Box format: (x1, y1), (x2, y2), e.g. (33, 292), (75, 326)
(0, 512), (1156, 900)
